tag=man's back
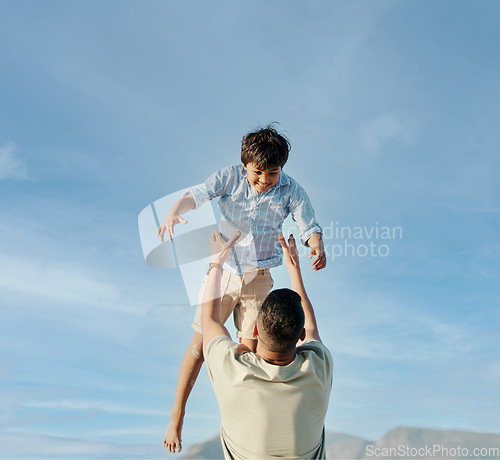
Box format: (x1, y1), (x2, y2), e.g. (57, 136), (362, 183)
(205, 335), (333, 459)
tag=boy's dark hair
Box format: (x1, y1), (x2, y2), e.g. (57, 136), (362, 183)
(241, 123), (290, 169)
(257, 288), (305, 353)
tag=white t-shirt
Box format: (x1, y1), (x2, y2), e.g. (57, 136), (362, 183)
(205, 335), (334, 459)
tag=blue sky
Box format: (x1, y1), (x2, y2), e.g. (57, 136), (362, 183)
(1, 0), (499, 457)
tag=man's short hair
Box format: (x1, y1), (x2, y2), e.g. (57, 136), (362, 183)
(257, 288), (305, 353)
(241, 124), (290, 169)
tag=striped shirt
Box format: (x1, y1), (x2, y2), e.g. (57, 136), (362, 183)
(187, 164), (321, 275)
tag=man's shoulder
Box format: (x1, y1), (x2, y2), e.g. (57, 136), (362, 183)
(298, 339), (329, 351)
(297, 340), (334, 384)
(205, 336), (253, 385)
(206, 335), (237, 361)
(298, 340), (333, 364)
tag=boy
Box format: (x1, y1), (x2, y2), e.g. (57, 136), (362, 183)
(157, 125), (326, 453)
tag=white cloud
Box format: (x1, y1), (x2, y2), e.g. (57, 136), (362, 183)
(23, 399), (220, 423)
(0, 252), (135, 313)
(318, 279), (477, 362)
(0, 143), (28, 180)
(0, 430), (165, 458)
(361, 114), (414, 154)
(24, 399), (164, 416)
(95, 425), (168, 437)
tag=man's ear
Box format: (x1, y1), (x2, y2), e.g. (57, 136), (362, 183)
(253, 324), (258, 338)
(300, 328), (306, 341)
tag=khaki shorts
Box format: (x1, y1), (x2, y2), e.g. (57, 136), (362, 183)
(192, 267), (274, 340)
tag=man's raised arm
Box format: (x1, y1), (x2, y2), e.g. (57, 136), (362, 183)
(201, 231), (241, 357)
(278, 234), (321, 343)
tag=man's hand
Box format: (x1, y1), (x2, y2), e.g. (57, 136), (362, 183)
(307, 233), (326, 271)
(278, 234), (301, 273)
(209, 230), (241, 265)
(157, 211), (188, 243)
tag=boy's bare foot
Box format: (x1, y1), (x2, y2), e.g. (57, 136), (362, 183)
(163, 414), (183, 453)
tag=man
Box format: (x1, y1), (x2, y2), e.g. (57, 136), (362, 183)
(202, 231), (333, 459)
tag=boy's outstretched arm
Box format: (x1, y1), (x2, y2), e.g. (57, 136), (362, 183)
(307, 232), (326, 271)
(157, 193), (196, 242)
(201, 231), (241, 357)
(279, 234), (321, 343)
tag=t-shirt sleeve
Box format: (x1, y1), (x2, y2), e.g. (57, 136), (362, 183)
(288, 180), (322, 246)
(205, 335), (238, 386)
(298, 340), (334, 388)
(185, 165), (238, 210)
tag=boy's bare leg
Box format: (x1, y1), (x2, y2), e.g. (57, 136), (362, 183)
(163, 332), (204, 454)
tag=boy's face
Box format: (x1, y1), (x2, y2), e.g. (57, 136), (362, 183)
(243, 162), (281, 193)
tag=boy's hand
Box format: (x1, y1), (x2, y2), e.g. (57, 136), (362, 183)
(209, 231), (241, 265)
(157, 211), (188, 243)
(278, 234), (301, 273)
(307, 233), (326, 271)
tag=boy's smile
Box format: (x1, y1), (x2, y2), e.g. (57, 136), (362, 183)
(243, 162), (281, 193)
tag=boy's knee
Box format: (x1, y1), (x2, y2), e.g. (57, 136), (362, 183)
(191, 342), (203, 360)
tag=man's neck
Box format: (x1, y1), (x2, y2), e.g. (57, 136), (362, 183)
(256, 342), (296, 366)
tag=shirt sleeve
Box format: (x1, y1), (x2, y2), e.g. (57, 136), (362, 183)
(298, 340), (334, 388)
(205, 335), (237, 385)
(185, 165), (237, 210)
(288, 181), (323, 246)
